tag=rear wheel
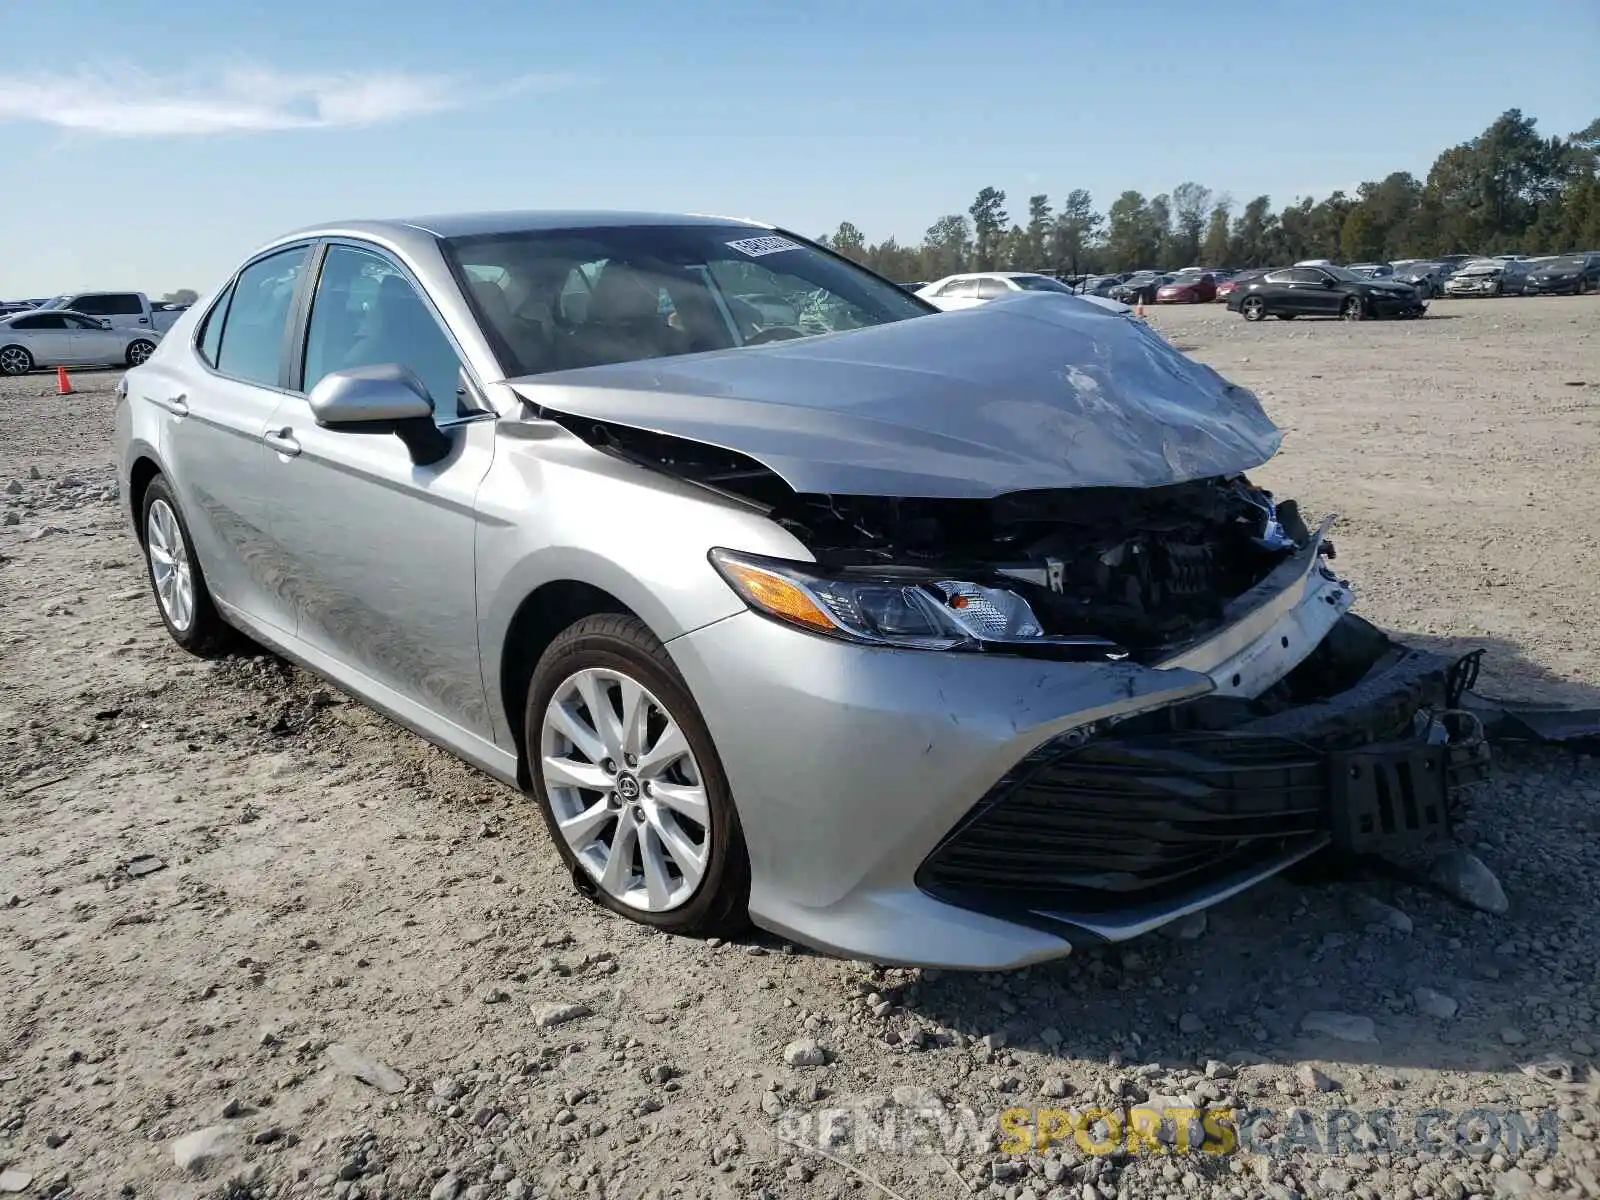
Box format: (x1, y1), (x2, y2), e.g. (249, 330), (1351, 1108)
(1341, 296), (1365, 321)
(140, 476), (233, 656)
(126, 339), (156, 367)
(527, 614), (749, 936)
(0, 345), (33, 376)
(1241, 296), (1267, 322)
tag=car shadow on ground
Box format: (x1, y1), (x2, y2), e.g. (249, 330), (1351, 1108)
(884, 629), (1597, 1080)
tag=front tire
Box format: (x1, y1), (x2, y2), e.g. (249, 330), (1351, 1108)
(1341, 296), (1365, 321)
(0, 345), (33, 376)
(526, 614), (749, 936)
(140, 476), (233, 656)
(1241, 297), (1267, 322)
(126, 339), (156, 367)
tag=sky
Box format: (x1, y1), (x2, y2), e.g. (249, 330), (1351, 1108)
(1, 0), (1595, 297)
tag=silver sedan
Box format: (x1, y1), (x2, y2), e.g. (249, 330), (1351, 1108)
(112, 212), (1487, 970)
(0, 309), (160, 375)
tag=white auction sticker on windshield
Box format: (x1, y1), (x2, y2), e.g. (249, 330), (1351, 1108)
(725, 235), (802, 258)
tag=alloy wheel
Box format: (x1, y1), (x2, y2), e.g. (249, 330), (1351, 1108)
(539, 667), (712, 912)
(0, 346), (30, 376)
(146, 498), (195, 632)
(1241, 297), (1265, 321)
(128, 340), (155, 366)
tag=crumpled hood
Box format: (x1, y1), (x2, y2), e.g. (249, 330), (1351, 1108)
(509, 294), (1283, 499)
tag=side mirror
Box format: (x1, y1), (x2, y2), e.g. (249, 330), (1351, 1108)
(99, 318), (113, 329)
(1321, 277), (1337, 287)
(308, 364), (452, 467)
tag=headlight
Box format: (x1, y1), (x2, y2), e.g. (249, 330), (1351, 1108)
(709, 548), (1125, 658)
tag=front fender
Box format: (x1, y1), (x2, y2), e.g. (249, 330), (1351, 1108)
(473, 431), (812, 748)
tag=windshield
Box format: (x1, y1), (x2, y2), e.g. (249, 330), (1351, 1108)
(1540, 256), (1584, 271)
(38, 295), (72, 310)
(1011, 275), (1073, 293)
(1459, 261), (1501, 275)
(444, 224), (930, 377)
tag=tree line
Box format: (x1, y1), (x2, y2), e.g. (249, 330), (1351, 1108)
(819, 110), (1600, 280)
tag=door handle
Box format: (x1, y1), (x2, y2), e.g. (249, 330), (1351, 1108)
(150, 393), (188, 416)
(263, 428), (301, 457)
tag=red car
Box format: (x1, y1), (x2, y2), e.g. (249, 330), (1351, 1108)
(1155, 273), (1217, 303)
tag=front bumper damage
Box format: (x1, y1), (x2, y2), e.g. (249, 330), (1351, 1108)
(916, 628), (1489, 941)
(667, 524), (1490, 971)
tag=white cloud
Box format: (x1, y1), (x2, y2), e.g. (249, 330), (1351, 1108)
(0, 64), (573, 136)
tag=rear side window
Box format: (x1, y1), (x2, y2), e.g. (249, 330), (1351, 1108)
(71, 296), (107, 316)
(196, 283), (234, 368)
(976, 277), (1011, 299)
(103, 294), (145, 315)
(939, 278), (979, 297)
(12, 314), (69, 330)
(214, 247), (309, 388)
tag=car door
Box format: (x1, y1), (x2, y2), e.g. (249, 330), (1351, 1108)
(62, 313), (125, 365)
(264, 240), (497, 741)
(975, 276), (1012, 304)
(7, 313), (74, 363)
(152, 243), (312, 637)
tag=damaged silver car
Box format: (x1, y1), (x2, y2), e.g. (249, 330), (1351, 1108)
(113, 212), (1488, 970)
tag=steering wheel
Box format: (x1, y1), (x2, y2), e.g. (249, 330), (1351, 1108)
(745, 326), (805, 345)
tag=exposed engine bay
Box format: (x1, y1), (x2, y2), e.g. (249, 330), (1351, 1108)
(550, 413), (1327, 664)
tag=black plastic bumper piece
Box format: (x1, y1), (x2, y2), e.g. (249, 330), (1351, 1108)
(917, 636), (1489, 917)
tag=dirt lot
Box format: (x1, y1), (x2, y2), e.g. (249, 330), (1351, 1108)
(2, 296), (1598, 1200)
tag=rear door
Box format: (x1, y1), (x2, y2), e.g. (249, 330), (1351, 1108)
(263, 240), (497, 740)
(152, 244), (311, 635)
(7, 313), (73, 363)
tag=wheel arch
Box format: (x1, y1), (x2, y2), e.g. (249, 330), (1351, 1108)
(127, 453), (163, 540)
(497, 579), (645, 789)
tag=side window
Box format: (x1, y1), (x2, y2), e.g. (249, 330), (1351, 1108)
(976, 276), (1011, 299)
(11, 315), (50, 330)
(105, 294), (145, 315)
(64, 314), (101, 330)
(71, 296), (106, 316)
(939, 278), (979, 297)
(302, 245), (465, 420)
(214, 246), (308, 388)
(197, 282), (234, 368)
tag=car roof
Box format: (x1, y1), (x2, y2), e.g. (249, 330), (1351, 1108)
(274, 210), (775, 246)
(2, 308), (93, 323)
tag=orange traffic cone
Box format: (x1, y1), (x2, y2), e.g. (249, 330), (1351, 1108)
(56, 366), (73, 395)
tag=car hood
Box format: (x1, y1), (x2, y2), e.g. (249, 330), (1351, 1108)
(507, 294), (1283, 499)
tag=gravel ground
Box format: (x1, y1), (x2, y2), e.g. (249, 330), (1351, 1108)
(1, 296), (1597, 1200)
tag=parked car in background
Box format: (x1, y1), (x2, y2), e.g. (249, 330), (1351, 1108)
(1388, 261), (1448, 298)
(35, 291), (186, 334)
(112, 209), (1487, 969)
(1080, 274), (1128, 297)
(1108, 272), (1174, 305)
(1347, 263), (1394, 279)
(0, 301), (35, 316)
(916, 271), (1079, 310)
(1226, 264), (1428, 321)
(1444, 258), (1528, 297)
(897, 281), (929, 293)
(1215, 268), (1271, 302)
(1521, 253), (1600, 295)
(0, 309), (161, 375)
(1154, 273), (1217, 303)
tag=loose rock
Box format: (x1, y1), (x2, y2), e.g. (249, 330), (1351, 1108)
(783, 1038), (827, 1067)
(171, 1125), (240, 1172)
(535, 1002), (591, 1028)
(324, 1043), (408, 1093)
(1300, 1011), (1378, 1043)
(1414, 986), (1460, 1020)
(1429, 849), (1510, 914)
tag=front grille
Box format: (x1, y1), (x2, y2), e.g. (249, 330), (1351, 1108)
(916, 732), (1328, 913)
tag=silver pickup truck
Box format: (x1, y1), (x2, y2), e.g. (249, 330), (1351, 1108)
(35, 291), (188, 334)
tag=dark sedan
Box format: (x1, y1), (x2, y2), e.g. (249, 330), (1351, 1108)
(1226, 265), (1428, 321)
(1521, 254), (1599, 296)
(1109, 273), (1174, 305)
